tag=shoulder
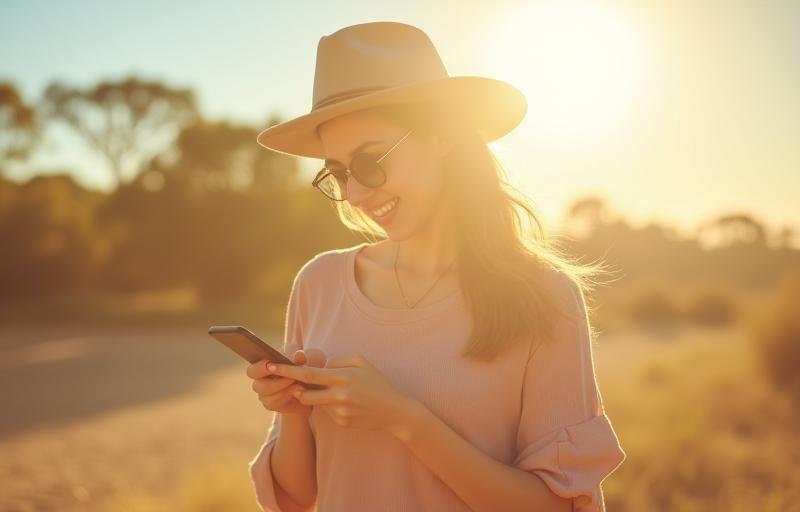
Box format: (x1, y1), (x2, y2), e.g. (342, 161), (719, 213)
(538, 266), (584, 318)
(528, 266), (593, 356)
(293, 243), (367, 288)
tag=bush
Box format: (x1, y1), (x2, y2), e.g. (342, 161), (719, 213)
(748, 269), (800, 402)
(628, 287), (681, 331)
(685, 288), (737, 327)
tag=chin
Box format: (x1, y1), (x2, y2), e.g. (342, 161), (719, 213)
(384, 226), (419, 242)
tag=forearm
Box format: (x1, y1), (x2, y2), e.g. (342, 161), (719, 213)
(271, 413), (317, 509)
(392, 400), (572, 512)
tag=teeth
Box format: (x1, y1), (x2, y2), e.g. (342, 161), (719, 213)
(372, 197), (399, 217)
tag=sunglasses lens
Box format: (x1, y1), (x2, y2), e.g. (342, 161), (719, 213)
(351, 154), (385, 187)
(315, 155), (387, 200)
(317, 172), (346, 200)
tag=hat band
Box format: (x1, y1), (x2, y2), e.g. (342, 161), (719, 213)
(313, 85), (394, 110)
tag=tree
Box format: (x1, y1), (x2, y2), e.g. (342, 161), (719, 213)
(0, 81), (40, 173)
(40, 76), (200, 187)
(562, 194), (612, 238)
(776, 225), (796, 250)
(147, 116), (300, 196)
(698, 214), (767, 248)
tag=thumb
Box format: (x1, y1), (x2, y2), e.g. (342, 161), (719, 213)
(304, 348), (328, 368)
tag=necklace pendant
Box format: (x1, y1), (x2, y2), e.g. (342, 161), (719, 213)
(394, 241), (457, 311)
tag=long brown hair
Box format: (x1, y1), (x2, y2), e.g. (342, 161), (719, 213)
(323, 100), (615, 362)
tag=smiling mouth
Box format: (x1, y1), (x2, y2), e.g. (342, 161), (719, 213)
(370, 197), (400, 217)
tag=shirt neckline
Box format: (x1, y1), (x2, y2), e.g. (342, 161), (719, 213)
(342, 242), (463, 324)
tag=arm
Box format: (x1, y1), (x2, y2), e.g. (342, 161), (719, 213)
(270, 413), (317, 509)
(249, 410), (318, 512)
(249, 259), (321, 512)
(392, 399), (573, 512)
(390, 271), (625, 512)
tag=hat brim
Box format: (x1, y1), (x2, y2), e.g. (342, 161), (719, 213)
(256, 75), (527, 159)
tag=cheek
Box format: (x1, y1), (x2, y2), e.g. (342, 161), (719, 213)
(388, 167), (437, 207)
(381, 159), (447, 226)
(415, 167), (447, 208)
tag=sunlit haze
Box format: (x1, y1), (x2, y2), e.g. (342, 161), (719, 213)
(2, 0), (798, 242)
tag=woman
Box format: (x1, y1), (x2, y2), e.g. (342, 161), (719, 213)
(246, 21), (626, 512)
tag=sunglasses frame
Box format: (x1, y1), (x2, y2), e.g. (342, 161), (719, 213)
(311, 127), (416, 201)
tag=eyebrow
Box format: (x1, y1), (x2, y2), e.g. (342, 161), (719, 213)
(324, 140), (383, 167)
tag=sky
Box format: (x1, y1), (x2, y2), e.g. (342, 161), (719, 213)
(2, 0), (798, 242)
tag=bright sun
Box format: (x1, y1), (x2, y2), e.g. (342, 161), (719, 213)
(483, 1), (646, 142)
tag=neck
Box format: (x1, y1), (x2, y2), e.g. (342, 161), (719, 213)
(393, 202), (459, 279)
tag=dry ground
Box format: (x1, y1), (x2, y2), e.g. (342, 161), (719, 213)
(1, 321), (778, 511)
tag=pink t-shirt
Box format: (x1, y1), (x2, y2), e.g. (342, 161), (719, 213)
(248, 242), (626, 511)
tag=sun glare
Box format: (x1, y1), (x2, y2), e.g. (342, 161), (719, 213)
(483, 1), (647, 142)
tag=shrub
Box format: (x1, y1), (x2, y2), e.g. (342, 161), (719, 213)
(685, 288), (737, 327)
(628, 288), (681, 330)
(747, 269), (800, 402)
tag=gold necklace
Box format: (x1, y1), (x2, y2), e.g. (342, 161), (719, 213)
(393, 242), (458, 309)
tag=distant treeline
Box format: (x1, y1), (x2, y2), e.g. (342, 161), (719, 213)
(1, 77), (798, 305)
(2, 173), (797, 306)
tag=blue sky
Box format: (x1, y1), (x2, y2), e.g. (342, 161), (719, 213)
(2, 0), (798, 241)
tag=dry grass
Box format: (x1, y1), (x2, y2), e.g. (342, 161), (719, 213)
(597, 324), (800, 511)
(95, 456), (257, 512)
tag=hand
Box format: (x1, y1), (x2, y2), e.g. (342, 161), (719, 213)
(246, 342), (328, 418)
(266, 354), (420, 439)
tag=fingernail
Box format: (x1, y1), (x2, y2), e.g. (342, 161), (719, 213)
(267, 364), (276, 371)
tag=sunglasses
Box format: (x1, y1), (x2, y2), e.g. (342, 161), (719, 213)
(311, 127), (415, 201)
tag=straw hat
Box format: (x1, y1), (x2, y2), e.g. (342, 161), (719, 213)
(256, 21), (527, 159)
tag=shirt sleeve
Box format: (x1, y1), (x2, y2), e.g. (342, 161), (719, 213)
(247, 267), (314, 512)
(512, 271), (626, 512)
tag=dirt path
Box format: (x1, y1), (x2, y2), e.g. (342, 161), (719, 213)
(0, 324), (280, 512)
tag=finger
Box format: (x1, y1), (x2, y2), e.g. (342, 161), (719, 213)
(252, 375), (295, 395)
(246, 360), (270, 379)
(325, 354), (368, 369)
(293, 387), (344, 406)
(267, 384), (307, 410)
(292, 350), (307, 365)
(261, 388), (295, 409)
(304, 348), (328, 368)
(268, 362), (340, 385)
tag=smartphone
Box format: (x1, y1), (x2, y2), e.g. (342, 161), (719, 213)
(208, 325), (326, 390)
